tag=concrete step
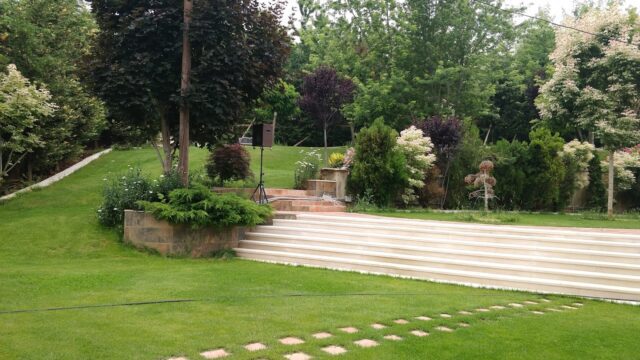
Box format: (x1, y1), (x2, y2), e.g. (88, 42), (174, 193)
(235, 248), (640, 301)
(243, 231), (640, 276)
(296, 213), (640, 242)
(270, 200), (346, 212)
(271, 219), (640, 253)
(239, 238), (640, 288)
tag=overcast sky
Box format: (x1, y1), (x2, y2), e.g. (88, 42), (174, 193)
(266, 0), (640, 25)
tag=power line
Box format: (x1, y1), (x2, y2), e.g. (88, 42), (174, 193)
(471, 0), (640, 47)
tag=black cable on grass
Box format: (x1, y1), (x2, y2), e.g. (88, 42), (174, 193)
(0, 292), (554, 315)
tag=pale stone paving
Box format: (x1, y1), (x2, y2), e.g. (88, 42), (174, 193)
(312, 332), (333, 339)
(244, 342), (267, 352)
(339, 326), (359, 334)
(411, 330), (429, 337)
(371, 323), (387, 329)
(200, 349), (230, 359)
(384, 334), (403, 341)
(284, 352), (312, 360)
(435, 326), (454, 333)
(393, 318), (409, 324)
(279, 337), (305, 345)
(415, 316), (432, 321)
(322, 345), (347, 355)
(354, 339), (379, 348)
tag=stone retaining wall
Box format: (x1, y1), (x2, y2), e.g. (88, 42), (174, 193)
(123, 210), (247, 257)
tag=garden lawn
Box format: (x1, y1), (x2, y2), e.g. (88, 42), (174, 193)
(0, 147), (638, 360)
(369, 210), (640, 229)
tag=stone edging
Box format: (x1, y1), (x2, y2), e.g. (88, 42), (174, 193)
(0, 148), (112, 202)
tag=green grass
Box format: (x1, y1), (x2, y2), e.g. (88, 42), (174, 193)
(0, 147), (639, 359)
(365, 209), (640, 229)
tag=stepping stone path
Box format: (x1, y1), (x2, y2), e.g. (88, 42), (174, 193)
(244, 342), (267, 352)
(279, 337), (305, 345)
(312, 332), (332, 339)
(339, 327), (359, 334)
(285, 352), (312, 360)
(200, 349), (230, 359)
(411, 330), (429, 337)
(354, 339), (379, 348)
(167, 298), (565, 360)
(322, 345), (347, 355)
(435, 326), (454, 333)
(384, 335), (403, 341)
(573, 302), (583, 307)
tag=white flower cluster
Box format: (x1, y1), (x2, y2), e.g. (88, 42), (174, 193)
(605, 149), (640, 190)
(395, 126), (437, 204)
(560, 140), (595, 189)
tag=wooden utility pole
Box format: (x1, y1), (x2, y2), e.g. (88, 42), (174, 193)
(178, 0), (193, 186)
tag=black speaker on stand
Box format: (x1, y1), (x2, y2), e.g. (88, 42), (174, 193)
(251, 124), (274, 204)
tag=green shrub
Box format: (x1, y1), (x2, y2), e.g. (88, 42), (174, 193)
(205, 144), (253, 186)
(138, 186), (272, 228)
(97, 168), (183, 228)
(348, 118), (408, 207)
(524, 128), (565, 211)
(585, 154), (607, 210)
(293, 149), (322, 189)
(492, 139), (528, 209)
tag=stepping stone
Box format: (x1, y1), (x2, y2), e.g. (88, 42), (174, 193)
(200, 349), (230, 359)
(410, 330), (429, 337)
(458, 322), (470, 328)
(509, 303), (523, 308)
(384, 335), (403, 341)
(167, 357), (188, 360)
(354, 339), (379, 348)
(572, 302), (584, 307)
(524, 301), (538, 305)
(561, 305), (578, 310)
(371, 323), (387, 330)
(458, 311), (472, 315)
(546, 308), (562, 312)
(440, 313), (452, 318)
(541, 299), (551, 303)
(415, 316), (432, 321)
(490, 305), (505, 310)
(435, 326), (453, 333)
(532, 311), (545, 315)
(339, 327), (359, 334)
(284, 352), (312, 360)
(279, 337), (305, 345)
(322, 345), (347, 355)
(475, 308), (490, 312)
(394, 319), (409, 324)
(245, 342), (267, 352)
(312, 332), (333, 339)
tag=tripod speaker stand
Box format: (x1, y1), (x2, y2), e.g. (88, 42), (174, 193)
(250, 123), (273, 204)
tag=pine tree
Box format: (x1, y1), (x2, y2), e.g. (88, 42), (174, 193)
(585, 155), (606, 211)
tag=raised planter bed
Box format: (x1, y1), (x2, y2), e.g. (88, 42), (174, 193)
(123, 210), (248, 257)
(319, 168), (349, 200)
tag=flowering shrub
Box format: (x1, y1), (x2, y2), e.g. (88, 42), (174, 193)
(293, 149), (322, 189)
(606, 148), (640, 191)
(559, 140), (595, 189)
(328, 152), (345, 168)
(395, 126), (437, 204)
(97, 168), (183, 229)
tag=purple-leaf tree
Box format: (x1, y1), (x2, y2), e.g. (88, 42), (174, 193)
(299, 66), (356, 165)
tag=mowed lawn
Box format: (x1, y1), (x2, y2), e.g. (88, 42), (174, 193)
(0, 147), (639, 360)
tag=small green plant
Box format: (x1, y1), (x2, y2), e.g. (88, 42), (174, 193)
(350, 190), (379, 212)
(328, 152), (345, 168)
(138, 185), (272, 228)
(293, 149), (322, 189)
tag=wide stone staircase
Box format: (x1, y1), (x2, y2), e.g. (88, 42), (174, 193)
(236, 213), (640, 301)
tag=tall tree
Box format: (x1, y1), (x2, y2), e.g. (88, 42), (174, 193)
(178, 0), (193, 185)
(90, 0), (290, 174)
(298, 66), (356, 164)
(537, 3), (640, 217)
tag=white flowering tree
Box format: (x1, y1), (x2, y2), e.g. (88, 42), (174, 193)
(537, 4), (640, 217)
(0, 65), (56, 183)
(560, 139), (595, 189)
(395, 126), (437, 204)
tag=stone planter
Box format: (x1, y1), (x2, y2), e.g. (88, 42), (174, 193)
(123, 210), (247, 257)
(320, 168), (349, 200)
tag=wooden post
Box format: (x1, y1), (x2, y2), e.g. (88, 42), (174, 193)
(178, 0), (192, 186)
(608, 149), (615, 219)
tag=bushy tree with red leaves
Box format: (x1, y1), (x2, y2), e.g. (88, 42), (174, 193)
(205, 144), (253, 186)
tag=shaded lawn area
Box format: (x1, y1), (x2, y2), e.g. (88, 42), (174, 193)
(0, 148), (639, 359)
(368, 209), (640, 230)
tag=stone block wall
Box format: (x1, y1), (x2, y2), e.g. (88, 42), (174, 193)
(123, 210), (246, 257)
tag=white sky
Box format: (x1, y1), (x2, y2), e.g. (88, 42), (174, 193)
(265, 0), (640, 25)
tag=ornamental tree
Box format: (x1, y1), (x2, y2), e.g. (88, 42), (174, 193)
(90, 0), (290, 179)
(537, 4), (640, 217)
(298, 66), (356, 164)
(395, 126), (436, 204)
(0, 65), (56, 182)
(465, 160), (497, 212)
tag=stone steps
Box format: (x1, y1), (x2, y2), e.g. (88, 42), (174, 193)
(236, 213), (640, 301)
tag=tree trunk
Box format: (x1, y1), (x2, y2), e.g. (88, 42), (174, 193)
(323, 121), (328, 167)
(177, 0), (192, 187)
(349, 121), (355, 144)
(27, 158), (33, 183)
(483, 176), (489, 212)
(159, 110), (173, 174)
(608, 149), (615, 219)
